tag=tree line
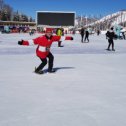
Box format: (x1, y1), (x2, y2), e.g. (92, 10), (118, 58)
(0, 0), (34, 22)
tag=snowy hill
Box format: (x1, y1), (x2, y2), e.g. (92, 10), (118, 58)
(88, 10), (126, 27)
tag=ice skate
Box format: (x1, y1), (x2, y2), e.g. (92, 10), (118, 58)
(34, 67), (44, 74)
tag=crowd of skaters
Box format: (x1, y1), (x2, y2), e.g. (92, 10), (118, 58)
(16, 26), (126, 53)
(2, 25), (125, 54)
(11, 26), (126, 74)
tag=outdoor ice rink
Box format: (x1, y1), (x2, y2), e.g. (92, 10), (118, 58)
(0, 32), (126, 126)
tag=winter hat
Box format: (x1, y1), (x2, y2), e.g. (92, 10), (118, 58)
(46, 28), (53, 33)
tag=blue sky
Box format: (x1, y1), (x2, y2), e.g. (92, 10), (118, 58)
(4, 0), (126, 19)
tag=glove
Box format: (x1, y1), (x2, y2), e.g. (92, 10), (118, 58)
(71, 37), (74, 40)
(18, 40), (23, 45)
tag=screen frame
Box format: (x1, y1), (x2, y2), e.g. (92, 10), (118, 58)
(36, 11), (76, 27)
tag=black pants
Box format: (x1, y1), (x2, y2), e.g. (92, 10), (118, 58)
(123, 34), (125, 40)
(81, 34), (84, 42)
(84, 35), (89, 42)
(36, 52), (54, 72)
(58, 41), (62, 47)
(108, 39), (114, 49)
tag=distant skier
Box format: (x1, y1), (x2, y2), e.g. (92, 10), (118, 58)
(106, 27), (115, 51)
(18, 28), (73, 74)
(84, 29), (89, 42)
(80, 27), (85, 42)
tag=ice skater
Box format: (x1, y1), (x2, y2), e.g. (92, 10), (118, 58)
(80, 27), (85, 42)
(56, 28), (64, 47)
(84, 29), (89, 42)
(106, 27), (115, 51)
(97, 30), (100, 36)
(18, 28), (73, 74)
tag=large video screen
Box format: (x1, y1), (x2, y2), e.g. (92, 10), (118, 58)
(36, 11), (75, 26)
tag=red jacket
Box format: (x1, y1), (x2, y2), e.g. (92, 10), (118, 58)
(22, 35), (72, 59)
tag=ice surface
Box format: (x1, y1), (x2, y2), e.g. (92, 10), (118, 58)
(0, 33), (126, 126)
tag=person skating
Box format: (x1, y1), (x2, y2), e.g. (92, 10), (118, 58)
(84, 30), (89, 42)
(18, 28), (73, 74)
(80, 27), (85, 42)
(56, 28), (64, 47)
(97, 30), (100, 36)
(106, 27), (115, 51)
(122, 32), (125, 40)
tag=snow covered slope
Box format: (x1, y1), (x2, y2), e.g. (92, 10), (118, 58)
(89, 10), (126, 27)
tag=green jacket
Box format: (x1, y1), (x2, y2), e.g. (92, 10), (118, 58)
(57, 29), (62, 36)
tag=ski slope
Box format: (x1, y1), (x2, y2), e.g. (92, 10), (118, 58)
(89, 10), (126, 27)
(0, 33), (126, 126)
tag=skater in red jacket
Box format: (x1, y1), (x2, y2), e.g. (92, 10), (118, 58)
(18, 28), (73, 74)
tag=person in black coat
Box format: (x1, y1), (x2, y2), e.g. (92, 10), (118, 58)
(84, 30), (89, 42)
(80, 27), (85, 42)
(97, 30), (100, 36)
(106, 27), (115, 51)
